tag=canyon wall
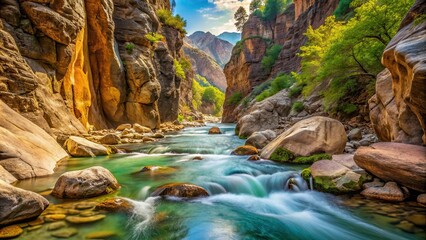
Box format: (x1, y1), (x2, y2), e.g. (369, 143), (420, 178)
(369, 0), (426, 145)
(222, 0), (339, 122)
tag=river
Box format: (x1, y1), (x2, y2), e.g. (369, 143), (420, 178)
(15, 124), (425, 239)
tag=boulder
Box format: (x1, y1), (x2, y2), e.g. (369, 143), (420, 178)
(361, 182), (409, 202)
(51, 166), (120, 199)
(133, 123), (152, 133)
(95, 198), (134, 213)
(65, 136), (110, 157)
(261, 117), (347, 159)
(231, 145), (259, 155)
(208, 127), (221, 134)
(354, 142), (426, 192)
(311, 157), (370, 194)
(0, 179), (49, 226)
(151, 183), (209, 198)
(116, 123), (132, 131)
(99, 134), (120, 145)
(348, 128), (362, 141)
(245, 130), (277, 149)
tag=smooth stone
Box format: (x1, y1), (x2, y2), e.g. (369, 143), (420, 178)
(0, 225), (23, 238)
(50, 227), (78, 238)
(151, 183), (209, 198)
(361, 182), (409, 202)
(65, 136), (110, 157)
(153, 133), (165, 138)
(47, 221), (67, 231)
(116, 123), (131, 131)
(27, 225), (42, 231)
(28, 217), (44, 226)
(208, 127), (221, 134)
(80, 211), (97, 217)
(65, 215), (106, 224)
(348, 128), (362, 141)
(44, 214), (66, 222)
(67, 209), (80, 215)
(95, 198), (134, 213)
(75, 202), (96, 210)
(85, 231), (116, 239)
(133, 123), (152, 133)
(193, 156), (204, 160)
(99, 134), (120, 145)
(247, 155), (260, 161)
(231, 145), (259, 155)
(406, 214), (426, 227)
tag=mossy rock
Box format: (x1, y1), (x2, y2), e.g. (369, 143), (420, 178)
(269, 147), (294, 162)
(231, 145), (259, 155)
(270, 148), (330, 164)
(293, 153), (331, 164)
(301, 168), (311, 181)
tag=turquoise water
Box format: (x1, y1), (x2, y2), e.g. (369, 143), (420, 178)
(15, 124), (425, 239)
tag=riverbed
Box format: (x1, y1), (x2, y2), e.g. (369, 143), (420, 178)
(15, 124), (425, 239)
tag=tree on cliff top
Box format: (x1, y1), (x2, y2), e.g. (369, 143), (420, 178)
(263, 0), (291, 21)
(250, 0), (264, 13)
(234, 7), (248, 31)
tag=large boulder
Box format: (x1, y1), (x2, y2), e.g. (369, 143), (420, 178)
(261, 117), (347, 159)
(65, 136), (110, 157)
(245, 130), (276, 149)
(0, 179), (49, 226)
(51, 166), (120, 199)
(310, 155), (370, 194)
(151, 183), (209, 198)
(354, 142), (426, 192)
(0, 101), (69, 180)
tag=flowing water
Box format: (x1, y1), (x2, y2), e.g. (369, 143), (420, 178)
(15, 124), (425, 239)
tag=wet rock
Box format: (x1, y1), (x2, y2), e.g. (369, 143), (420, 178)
(28, 217), (44, 226)
(0, 166), (17, 184)
(116, 123), (131, 131)
(95, 198), (134, 213)
(133, 123), (152, 133)
(50, 227), (78, 238)
(361, 182), (409, 202)
(248, 155), (260, 161)
(362, 178), (384, 189)
(261, 117), (346, 159)
(143, 137), (156, 142)
(44, 214), (67, 222)
(0, 225), (23, 238)
(245, 130), (277, 149)
(348, 128), (362, 141)
(51, 167), (120, 199)
(151, 183), (209, 198)
(80, 211), (97, 217)
(65, 136), (110, 157)
(74, 202), (96, 210)
(27, 225), (42, 231)
(406, 214), (426, 227)
(354, 142), (426, 192)
(47, 221), (67, 231)
(153, 133), (165, 138)
(65, 215), (106, 224)
(192, 156), (204, 160)
(231, 145), (259, 155)
(208, 127), (221, 134)
(0, 179), (49, 226)
(137, 166), (176, 175)
(417, 194), (426, 204)
(122, 128), (135, 135)
(86, 231), (117, 239)
(99, 134), (120, 145)
(396, 221), (417, 233)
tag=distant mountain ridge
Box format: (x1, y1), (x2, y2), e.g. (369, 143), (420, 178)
(217, 32), (241, 45)
(188, 31), (233, 68)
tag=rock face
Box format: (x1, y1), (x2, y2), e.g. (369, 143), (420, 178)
(222, 0), (339, 122)
(151, 183), (209, 198)
(65, 136), (110, 157)
(261, 117), (347, 159)
(354, 142), (426, 192)
(188, 31), (233, 68)
(51, 166), (120, 198)
(0, 101), (68, 180)
(369, 0), (426, 145)
(0, 179), (49, 226)
(183, 40), (227, 91)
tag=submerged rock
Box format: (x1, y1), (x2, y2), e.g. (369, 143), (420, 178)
(86, 231), (117, 239)
(261, 117), (346, 159)
(231, 145), (259, 155)
(51, 166), (120, 199)
(0, 179), (49, 226)
(65, 215), (106, 224)
(65, 136), (110, 157)
(50, 227), (78, 238)
(151, 183), (209, 198)
(361, 182), (409, 202)
(354, 142), (426, 192)
(0, 225), (23, 238)
(208, 127), (221, 134)
(247, 155), (260, 161)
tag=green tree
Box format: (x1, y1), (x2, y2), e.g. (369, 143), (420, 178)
(250, 0), (263, 13)
(234, 7), (248, 32)
(263, 0), (290, 21)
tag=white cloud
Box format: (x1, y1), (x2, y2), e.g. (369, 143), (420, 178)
(210, 19), (237, 35)
(202, 13), (223, 20)
(208, 0), (251, 12)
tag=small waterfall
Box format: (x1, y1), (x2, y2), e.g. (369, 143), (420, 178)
(309, 176), (314, 190)
(127, 197), (158, 240)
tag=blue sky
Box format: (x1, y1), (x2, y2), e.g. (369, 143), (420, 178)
(175, 0), (251, 35)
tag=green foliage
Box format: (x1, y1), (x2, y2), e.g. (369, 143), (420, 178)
(334, 0), (352, 19)
(250, 0), (263, 13)
(263, 0), (291, 21)
(192, 77), (225, 116)
(270, 148), (294, 162)
(289, 84), (304, 98)
(177, 114), (184, 123)
(293, 153), (331, 164)
(292, 101), (304, 112)
(187, 116), (193, 122)
(414, 14), (426, 26)
(298, 0), (414, 113)
(227, 92), (243, 105)
(301, 168), (311, 181)
(261, 44), (283, 72)
(234, 6), (248, 31)
(124, 42), (135, 54)
(174, 59), (186, 80)
(157, 9), (187, 34)
(339, 103), (358, 115)
(255, 73), (295, 101)
(192, 79), (203, 110)
(179, 57), (192, 72)
(144, 32), (164, 44)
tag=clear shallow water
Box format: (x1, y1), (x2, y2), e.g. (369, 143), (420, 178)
(15, 124), (425, 239)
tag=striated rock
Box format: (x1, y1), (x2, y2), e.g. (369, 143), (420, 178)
(245, 130), (277, 149)
(51, 166), (120, 199)
(208, 126), (222, 134)
(65, 136), (110, 157)
(0, 101), (69, 180)
(231, 145), (259, 156)
(354, 142), (426, 192)
(0, 179), (49, 226)
(99, 134), (121, 145)
(151, 183), (209, 198)
(261, 117), (346, 159)
(369, 0), (426, 145)
(361, 182), (409, 202)
(95, 198), (134, 213)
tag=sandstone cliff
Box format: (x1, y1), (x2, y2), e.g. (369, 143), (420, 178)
(222, 0), (339, 122)
(188, 31), (233, 68)
(369, 0), (426, 145)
